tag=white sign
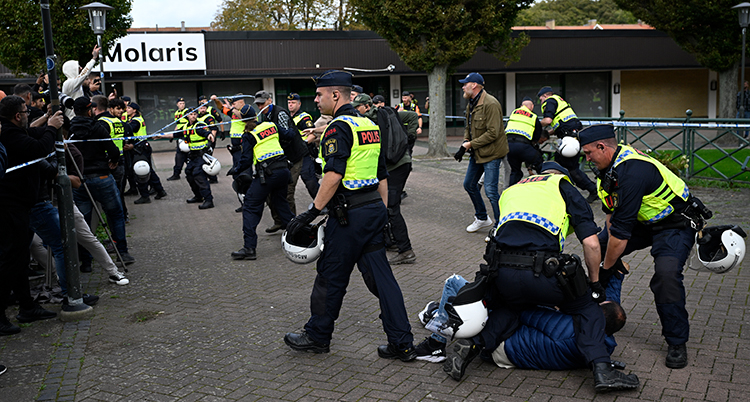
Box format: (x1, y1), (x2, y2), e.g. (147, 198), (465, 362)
(101, 33), (206, 72)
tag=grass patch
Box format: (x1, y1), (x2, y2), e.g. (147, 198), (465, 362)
(653, 148), (750, 182)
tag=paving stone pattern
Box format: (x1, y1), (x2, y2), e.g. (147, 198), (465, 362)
(1, 137), (749, 401)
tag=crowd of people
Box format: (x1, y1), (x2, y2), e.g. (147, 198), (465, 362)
(0, 64), (730, 393)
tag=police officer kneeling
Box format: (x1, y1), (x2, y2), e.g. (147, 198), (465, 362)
(443, 161), (639, 392)
(283, 70), (416, 360)
(231, 106), (294, 260)
(580, 124), (710, 370)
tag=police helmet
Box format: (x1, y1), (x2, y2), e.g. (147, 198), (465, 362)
(178, 139), (190, 153)
(202, 153), (221, 176)
(443, 277), (489, 339)
(558, 136), (581, 158)
(693, 225), (747, 273)
(133, 160), (151, 184)
(281, 219), (326, 264)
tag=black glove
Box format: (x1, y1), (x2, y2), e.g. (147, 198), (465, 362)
(598, 265), (614, 287)
(219, 131), (226, 141)
(287, 206), (321, 236)
(226, 167), (237, 176)
(590, 281), (606, 303)
(454, 145), (467, 162)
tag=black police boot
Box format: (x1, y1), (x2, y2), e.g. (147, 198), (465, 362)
(443, 338), (481, 381)
(284, 331), (330, 353)
(377, 343), (417, 362)
(0, 313), (21, 336)
(186, 197), (203, 204)
(231, 247), (256, 260)
(154, 190), (167, 200)
(592, 362), (640, 392)
(198, 200), (214, 210)
(166, 174), (180, 181)
(16, 304), (57, 323)
(665, 344), (688, 369)
(134, 196), (151, 204)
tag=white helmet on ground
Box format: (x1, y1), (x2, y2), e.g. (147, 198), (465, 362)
(133, 160), (151, 184)
(281, 219), (326, 264)
(178, 139), (189, 153)
(202, 154), (221, 176)
(443, 277), (489, 339)
(693, 225), (747, 273)
(558, 136), (581, 158)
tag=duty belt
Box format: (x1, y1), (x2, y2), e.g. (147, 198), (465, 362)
(507, 134), (532, 145)
(343, 190), (382, 209)
(495, 250), (561, 278)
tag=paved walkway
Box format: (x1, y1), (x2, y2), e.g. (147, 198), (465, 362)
(1, 137), (749, 401)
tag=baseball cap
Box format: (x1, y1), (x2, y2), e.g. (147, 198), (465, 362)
(351, 94), (372, 107)
(459, 73), (484, 85)
(254, 91), (271, 104)
(73, 96), (92, 113)
(372, 95), (386, 104)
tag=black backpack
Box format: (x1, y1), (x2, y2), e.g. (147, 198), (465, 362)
(376, 106), (408, 165)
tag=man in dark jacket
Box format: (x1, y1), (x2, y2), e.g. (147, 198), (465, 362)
(70, 97), (135, 266)
(0, 95), (62, 334)
(254, 91), (310, 233)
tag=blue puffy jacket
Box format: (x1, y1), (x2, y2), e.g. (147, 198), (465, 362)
(503, 306), (617, 370)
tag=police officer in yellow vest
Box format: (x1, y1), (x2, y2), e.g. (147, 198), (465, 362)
(505, 96), (547, 185)
(580, 124), (709, 370)
(217, 94), (250, 177)
(126, 102), (167, 204)
(230, 105), (294, 261)
(167, 97), (190, 181)
(94, 96), (129, 218)
(197, 101), (220, 184)
(538, 86), (598, 202)
(283, 70), (416, 361)
(444, 160), (640, 393)
(288, 92), (320, 198)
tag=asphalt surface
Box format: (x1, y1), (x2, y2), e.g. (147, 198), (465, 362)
(1, 137), (749, 401)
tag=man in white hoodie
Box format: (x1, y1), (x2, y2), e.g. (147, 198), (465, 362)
(61, 46), (101, 119)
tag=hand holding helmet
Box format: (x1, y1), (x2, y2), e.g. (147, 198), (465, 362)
(287, 206), (321, 237)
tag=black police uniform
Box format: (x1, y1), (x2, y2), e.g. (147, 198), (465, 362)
(291, 109), (320, 199)
(596, 150), (693, 347)
(178, 121), (213, 204)
(507, 113), (545, 185)
(542, 98), (596, 193)
(127, 118), (166, 198)
(302, 104), (413, 348)
(237, 123), (295, 252)
(478, 174), (610, 366)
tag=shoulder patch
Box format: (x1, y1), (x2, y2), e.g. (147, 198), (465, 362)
(324, 139), (337, 156)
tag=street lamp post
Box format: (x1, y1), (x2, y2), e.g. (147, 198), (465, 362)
(733, 3), (750, 121)
(80, 2), (114, 91)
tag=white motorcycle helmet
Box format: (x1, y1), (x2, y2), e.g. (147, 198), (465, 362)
(693, 225), (747, 273)
(178, 139), (190, 153)
(202, 154), (221, 176)
(281, 219), (326, 264)
(132, 160), (151, 184)
(558, 136), (581, 158)
(443, 278), (489, 339)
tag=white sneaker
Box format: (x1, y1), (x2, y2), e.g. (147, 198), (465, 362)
(466, 217), (493, 233)
(109, 272), (130, 286)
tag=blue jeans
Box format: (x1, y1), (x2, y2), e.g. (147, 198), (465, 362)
(73, 174), (128, 254)
(463, 157), (502, 222)
(28, 201), (67, 293)
(737, 110), (750, 137)
(425, 274), (469, 344)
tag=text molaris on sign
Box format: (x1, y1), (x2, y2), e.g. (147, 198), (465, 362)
(106, 41), (198, 63)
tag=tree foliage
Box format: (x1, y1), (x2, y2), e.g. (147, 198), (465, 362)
(614, 0), (740, 72)
(353, 0), (532, 73)
(516, 0), (637, 26)
(0, 0), (132, 76)
(211, 0), (364, 31)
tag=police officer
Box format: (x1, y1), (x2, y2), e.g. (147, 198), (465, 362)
(505, 96), (547, 185)
(283, 70), (416, 361)
(126, 102), (167, 204)
(167, 97), (189, 181)
(580, 124), (703, 370)
(287, 92), (320, 198)
(94, 96), (129, 220)
(197, 101), (220, 184)
(443, 160), (640, 392)
(218, 94), (249, 177)
(163, 110), (215, 209)
(230, 106), (294, 260)
(538, 86), (598, 202)
(396, 91), (423, 138)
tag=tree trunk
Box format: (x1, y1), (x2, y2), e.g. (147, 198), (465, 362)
(426, 64), (450, 157)
(718, 62), (739, 119)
